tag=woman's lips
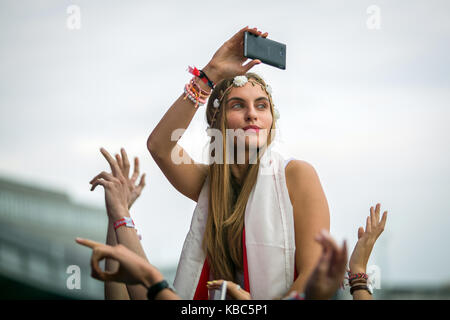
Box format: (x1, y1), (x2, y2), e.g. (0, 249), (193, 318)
(243, 125), (260, 133)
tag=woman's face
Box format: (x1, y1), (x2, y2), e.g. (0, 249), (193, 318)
(225, 80), (273, 151)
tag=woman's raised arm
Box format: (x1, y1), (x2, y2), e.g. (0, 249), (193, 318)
(147, 72), (215, 202)
(147, 26), (267, 202)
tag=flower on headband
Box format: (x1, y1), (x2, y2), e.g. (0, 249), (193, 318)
(213, 98), (220, 108)
(233, 75), (248, 87)
(266, 84), (272, 95)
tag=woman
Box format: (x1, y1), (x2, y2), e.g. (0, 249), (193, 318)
(147, 26), (330, 300)
(88, 147), (387, 300)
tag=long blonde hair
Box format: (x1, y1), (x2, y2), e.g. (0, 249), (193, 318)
(202, 73), (276, 281)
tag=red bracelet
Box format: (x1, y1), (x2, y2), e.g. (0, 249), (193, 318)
(114, 217), (135, 230)
(187, 66), (215, 89)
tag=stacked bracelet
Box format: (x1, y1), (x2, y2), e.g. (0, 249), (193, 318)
(347, 271), (372, 295)
(183, 77), (212, 108)
(188, 66), (215, 89)
(350, 285), (372, 295)
(347, 271), (369, 282)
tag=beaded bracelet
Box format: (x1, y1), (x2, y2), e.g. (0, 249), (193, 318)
(347, 271), (369, 282)
(184, 85), (206, 108)
(189, 77), (212, 96)
(183, 76), (212, 108)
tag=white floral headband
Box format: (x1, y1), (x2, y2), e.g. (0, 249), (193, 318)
(209, 74), (280, 128)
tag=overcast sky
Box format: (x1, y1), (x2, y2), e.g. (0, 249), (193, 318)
(1, 0), (449, 287)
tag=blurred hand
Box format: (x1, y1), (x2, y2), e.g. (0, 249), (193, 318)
(205, 26), (269, 82)
(349, 203), (388, 273)
(304, 230), (348, 300)
(89, 148), (134, 220)
(114, 148), (146, 209)
(206, 279), (251, 300)
(75, 237), (163, 288)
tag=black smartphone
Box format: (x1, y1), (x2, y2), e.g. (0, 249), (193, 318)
(244, 31), (286, 70)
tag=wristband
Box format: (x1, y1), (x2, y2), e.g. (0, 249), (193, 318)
(350, 285), (372, 295)
(187, 66), (215, 89)
(114, 217), (135, 230)
(147, 280), (173, 300)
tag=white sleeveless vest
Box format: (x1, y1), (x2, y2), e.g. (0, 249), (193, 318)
(173, 150), (296, 299)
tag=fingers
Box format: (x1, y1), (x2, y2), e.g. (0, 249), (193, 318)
(316, 231), (348, 278)
(136, 173), (146, 193)
(115, 153), (123, 172)
(242, 59), (262, 73)
(357, 226), (364, 240)
(230, 25), (250, 41)
(130, 157), (140, 184)
(370, 206), (376, 230)
(375, 203), (381, 222)
(207, 279), (224, 290)
(89, 171), (117, 191)
(120, 148), (131, 178)
(248, 27), (265, 37)
(368, 203), (388, 236)
(100, 147), (122, 178)
(380, 211), (388, 231)
(75, 237), (102, 249)
(315, 231), (333, 273)
(232, 26), (268, 41)
(90, 171), (115, 184)
(75, 238), (122, 282)
(365, 216), (372, 233)
(90, 179), (113, 192)
(89, 245), (121, 282)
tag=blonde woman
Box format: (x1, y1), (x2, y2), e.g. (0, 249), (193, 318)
(147, 26), (330, 300)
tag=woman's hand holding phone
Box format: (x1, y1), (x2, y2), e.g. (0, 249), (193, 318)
(203, 26), (268, 84)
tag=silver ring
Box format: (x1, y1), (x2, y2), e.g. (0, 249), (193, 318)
(236, 285), (240, 291)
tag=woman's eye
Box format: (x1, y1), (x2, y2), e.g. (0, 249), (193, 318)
(257, 104), (267, 109)
(232, 104), (242, 109)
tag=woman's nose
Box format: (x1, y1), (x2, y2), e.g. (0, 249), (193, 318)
(246, 105), (258, 121)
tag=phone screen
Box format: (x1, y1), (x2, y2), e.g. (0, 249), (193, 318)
(244, 31), (286, 70)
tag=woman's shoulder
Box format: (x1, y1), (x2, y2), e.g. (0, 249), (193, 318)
(284, 160), (321, 202)
(285, 159), (316, 177)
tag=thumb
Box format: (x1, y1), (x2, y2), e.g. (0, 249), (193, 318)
(357, 227), (364, 239)
(243, 59), (261, 72)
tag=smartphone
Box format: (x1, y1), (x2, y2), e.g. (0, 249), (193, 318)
(210, 281), (227, 300)
(244, 31), (286, 70)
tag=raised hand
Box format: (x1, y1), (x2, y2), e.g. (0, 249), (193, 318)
(304, 230), (348, 300)
(75, 238), (163, 288)
(349, 203), (388, 274)
(89, 148), (133, 220)
(114, 148), (146, 209)
(205, 26), (269, 82)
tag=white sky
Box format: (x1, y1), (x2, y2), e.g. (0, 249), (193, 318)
(1, 0), (449, 287)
